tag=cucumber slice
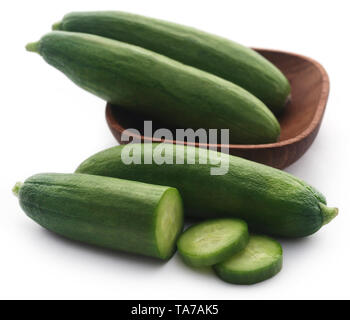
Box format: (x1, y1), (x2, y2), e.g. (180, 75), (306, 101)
(177, 219), (249, 267)
(214, 235), (282, 285)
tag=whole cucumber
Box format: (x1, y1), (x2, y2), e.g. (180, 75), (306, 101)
(53, 11), (290, 113)
(13, 173), (184, 260)
(26, 31), (280, 144)
(76, 143), (338, 237)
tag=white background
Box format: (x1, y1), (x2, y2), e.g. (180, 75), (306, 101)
(1, 0), (349, 300)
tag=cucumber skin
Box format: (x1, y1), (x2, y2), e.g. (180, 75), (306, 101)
(33, 31), (280, 145)
(56, 11), (290, 113)
(177, 219), (249, 267)
(214, 258), (282, 285)
(76, 143), (327, 238)
(213, 236), (283, 285)
(17, 173), (183, 260)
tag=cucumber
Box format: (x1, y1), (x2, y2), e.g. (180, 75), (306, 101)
(53, 11), (290, 113)
(75, 143), (338, 237)
(12, 173), (184, 260)
(26, 31), (280, 144)
(214, 235), (283, 284)
(177, 219), (249, 267)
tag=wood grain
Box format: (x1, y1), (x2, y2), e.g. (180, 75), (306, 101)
(105, 49), (330, 169)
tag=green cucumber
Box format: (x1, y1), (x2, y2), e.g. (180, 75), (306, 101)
(177, 219), (249, 267)
(75, 143), (338, 237)
(26, 31), (280, 144)
(214, 235), (283, 284)
(53, 11), (290, 113)
(13, 173), (184, 260)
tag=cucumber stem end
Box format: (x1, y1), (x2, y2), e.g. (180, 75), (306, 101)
(12, 182), (23, 197)
(319, 203), (338, 226)
(52, 21), (62, 30)
(25, 41), (40, 53)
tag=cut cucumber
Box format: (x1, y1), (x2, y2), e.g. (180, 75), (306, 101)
(13, 173), (184, 260)
(177, 219), (249, 267)
(214, 235), (282, 284)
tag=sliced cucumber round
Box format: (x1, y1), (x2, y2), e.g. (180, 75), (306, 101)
(214, 235), (282, 285)
(177, 219), (249, 267)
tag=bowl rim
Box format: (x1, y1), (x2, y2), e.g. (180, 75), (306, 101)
(106, 48), (330, 150)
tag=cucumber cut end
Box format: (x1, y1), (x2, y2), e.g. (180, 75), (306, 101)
(155, 188), (184, 260)
(52, 21), (62, 30)
(214, 235), (282, 285)
(319, 203), (338, 226)
(25, 41), (40, 53)
(12, 182), (23, 197)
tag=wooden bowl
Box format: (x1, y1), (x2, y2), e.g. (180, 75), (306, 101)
(106, 49), (329, 169)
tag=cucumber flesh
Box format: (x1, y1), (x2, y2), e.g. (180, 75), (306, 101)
(214, 235), (282, 284)
(156, 188), (184, 259)
(177, 219), (249, 267)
